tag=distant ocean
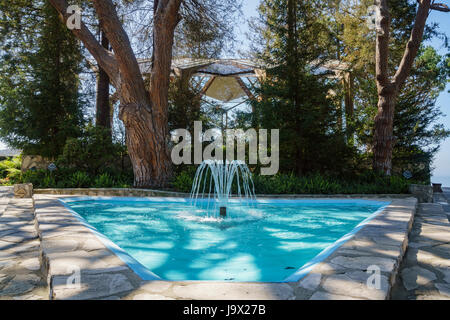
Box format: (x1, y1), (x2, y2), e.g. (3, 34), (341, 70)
(431, 176), (450, 187)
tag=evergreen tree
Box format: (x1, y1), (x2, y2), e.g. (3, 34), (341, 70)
(250, 0), (353, 175)
(0, 1), (85, 158)
(334, 0), (449, 181)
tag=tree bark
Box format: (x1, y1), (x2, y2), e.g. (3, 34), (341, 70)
(49, 0), (181, 188)
(343, 72), (354, 145)
(96, 30), (112, 132)
(372, 0), (434, 174)
(373, 90), (396, 174)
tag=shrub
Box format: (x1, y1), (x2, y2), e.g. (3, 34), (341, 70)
(94, 173), (115, 188)
(0, 156), (22, 185)
(69, 171), (91, 188)
(172, 167), (414, 195)
(172, 169), (195, 193)
(21, 169), (46, 187)
(57, 125), (128, 175)
(5, 168), (22, 184)
(18, 167), (132, 189)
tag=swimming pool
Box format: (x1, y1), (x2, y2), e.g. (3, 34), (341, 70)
(62, 198), (389, 282)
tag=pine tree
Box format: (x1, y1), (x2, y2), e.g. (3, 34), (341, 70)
(250, 0), (352, 175)
(0, 1), (85, 158)
(334, 0), (449, 181)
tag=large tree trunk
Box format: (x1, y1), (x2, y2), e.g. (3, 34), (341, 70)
(49, 0), (181, 188)
(96, 30), (112, 132)
(119, 103), (172, 187)
(372, 0), (435, 174)
(373, 90), (396, 174)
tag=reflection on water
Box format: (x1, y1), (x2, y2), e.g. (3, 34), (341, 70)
(67, 199), (385, 282)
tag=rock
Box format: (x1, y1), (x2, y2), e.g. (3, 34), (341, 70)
(133, 293), (175, 300)
(13, 294), (45, 300)
(401, 266), (437, 291)
(415, 250), (450, 268)
(81, 239), (105, 252)
(321, 272), (389, 300)
(14, 274), (42, 283)
(172, 283), (294, 300)
(41, 239), (79, 254)
(0, 280), (35, 296)
(0, 250), (19, 261)
(434, 283), (450, 297)
(1, 232), (37, 243)
(408, 184), (432, 203)
(437, 268), (450, 284)
(416, 294), (449, 300)
(309, 291), (360, 300)
(330, 256), (396, 273)
(20, 258), (41, 271)
(52, 273), (134, 300)
(139, 281), (172, 293)
(298, 273), (321, 291)
(100, 296), (121, 300)
(13, 184), (33, 199)
(0, 273), (10, 284)
(0, 260), (16, 270)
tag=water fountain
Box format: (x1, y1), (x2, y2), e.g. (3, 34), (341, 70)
(190, 160), (257, 219)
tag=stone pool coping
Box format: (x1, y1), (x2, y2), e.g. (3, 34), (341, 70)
(35, 188), (416, 199)
(32, 194), (417, 300)
(56, 196), (391, 283)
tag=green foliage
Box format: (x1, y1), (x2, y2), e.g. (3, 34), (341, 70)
(0, 156), (22, 185)
(18, 168), (133, 189)
(0, 1), (85, 157)
(391, 47), (450, 182)
(248, 0), (355, 175)
(57, 125), (128, 175)
(69, 171), (91, 188)
(171, 167), (414, 195)
(11, 124), (133, 188)
(172, 0), (241, 59)
(334, 1), (449, 182)
(94, 173), (115, 188)
(0, 156), (21, 177)
(171, 168), (196, 193)
(168, 81), (203, 133)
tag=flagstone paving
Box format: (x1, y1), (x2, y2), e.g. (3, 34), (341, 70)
(0, 187), (48, 300)
(391, 193), (450, 300)
(2, 187), (449, 300)
(32, 194), (417, 300)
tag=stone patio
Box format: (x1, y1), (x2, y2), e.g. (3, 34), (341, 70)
(0, 187), (47, 300)
(28, 193), (418, 300)
(391, 191), (450, 300)
(4, 187), (448, 300)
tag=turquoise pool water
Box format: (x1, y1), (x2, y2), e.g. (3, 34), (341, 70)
(64, 198), (388, 282)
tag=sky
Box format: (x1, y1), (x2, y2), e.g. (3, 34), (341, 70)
(423, 9), (450, 185)
(1, 1), (449, 184)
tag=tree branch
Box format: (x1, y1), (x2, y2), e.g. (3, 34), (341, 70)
(48, 0), (120, 87)
(375, 0), (392, 91)
(393, 0), (432, 89)
(92, 0), (150, 106)
(430, 3), (450, 12)
(150, 0), (182, 117)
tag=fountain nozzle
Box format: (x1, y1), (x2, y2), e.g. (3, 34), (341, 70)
(220, 207), (227, 218)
